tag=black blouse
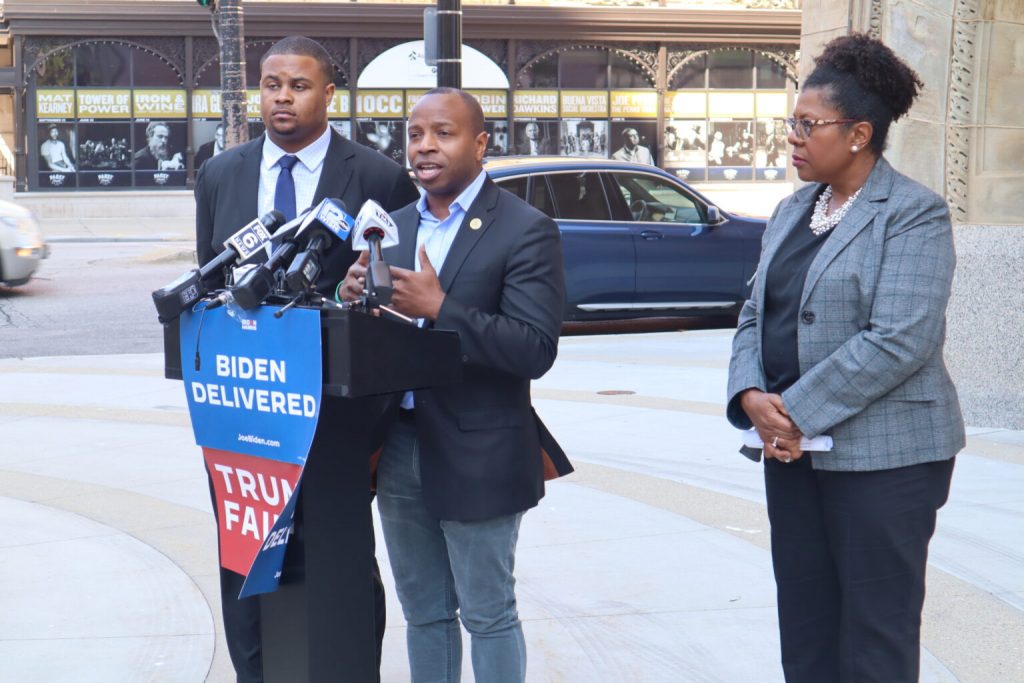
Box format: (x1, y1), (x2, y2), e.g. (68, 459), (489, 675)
(762, 198), (830, 395)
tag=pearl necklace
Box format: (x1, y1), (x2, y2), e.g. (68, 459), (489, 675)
(809, 185), (862, 236)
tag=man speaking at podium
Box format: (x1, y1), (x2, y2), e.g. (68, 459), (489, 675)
(194, 36), (417, 683)
(342, 88), (572, 682)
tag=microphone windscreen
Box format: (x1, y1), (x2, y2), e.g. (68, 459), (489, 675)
(352, 199), (400, 250)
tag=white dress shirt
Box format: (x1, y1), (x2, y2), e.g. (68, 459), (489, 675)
(257, 125), (332, 218)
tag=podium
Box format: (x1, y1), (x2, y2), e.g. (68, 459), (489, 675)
(164, 307), (461, 681)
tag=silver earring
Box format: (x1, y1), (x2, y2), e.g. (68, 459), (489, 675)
(851, 145), (859, 152)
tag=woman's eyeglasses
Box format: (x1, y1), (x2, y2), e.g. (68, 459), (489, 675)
(784, 117), (858, 139)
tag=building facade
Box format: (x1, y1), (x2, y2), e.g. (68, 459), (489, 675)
(0, 0), (801, 193)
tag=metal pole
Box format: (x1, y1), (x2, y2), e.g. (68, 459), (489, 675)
(13, 35), (26, 192)
(436, 0), (462, 89)
(215, 0), (249, 149)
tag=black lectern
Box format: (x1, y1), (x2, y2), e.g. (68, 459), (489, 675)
(165, 307), (461, 682)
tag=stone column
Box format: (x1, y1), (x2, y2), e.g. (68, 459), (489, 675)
(800, 0), (1024, 428)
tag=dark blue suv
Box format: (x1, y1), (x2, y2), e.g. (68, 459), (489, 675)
(485, 157), (766, 324)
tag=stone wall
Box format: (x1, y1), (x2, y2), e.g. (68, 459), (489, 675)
(946, 225), (1024, 429)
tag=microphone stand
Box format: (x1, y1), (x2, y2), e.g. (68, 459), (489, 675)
(364, 230), (394, 307)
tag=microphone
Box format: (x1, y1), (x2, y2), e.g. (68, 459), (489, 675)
(199, 210), (286, 279)
(284, 198), (355, 293)
(352, 200), (400, 306)
(266, 205), (315, 247)
(151, 210), (284, 322)
(151, 268), (204, 324)
(216, 241), (295, 310)
(220, 201), (346, 310)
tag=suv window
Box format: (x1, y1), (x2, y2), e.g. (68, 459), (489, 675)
(547, 172), (611, 220)
(494, 174), (558, 218)
(610, 172), (705, 223)
(496, 175), (527, 201)
(530, 176), (556, 217)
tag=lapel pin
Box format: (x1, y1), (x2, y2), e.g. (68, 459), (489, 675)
(469, 218), (482, 231)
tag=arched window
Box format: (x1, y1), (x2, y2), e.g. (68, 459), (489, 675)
(514, 47), (657, 164)
(665, 48), (795, 182)
(518, 47), (654, 90)
(32, 41), (186, 191)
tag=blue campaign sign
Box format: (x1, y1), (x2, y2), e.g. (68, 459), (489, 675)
(180, 305), (322, 465)
(239, 475), (303, 598)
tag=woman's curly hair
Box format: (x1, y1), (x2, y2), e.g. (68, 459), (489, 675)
(804, 33), (924, 154)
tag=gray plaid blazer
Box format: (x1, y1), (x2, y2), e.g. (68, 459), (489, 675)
(726, 156), (965, 471)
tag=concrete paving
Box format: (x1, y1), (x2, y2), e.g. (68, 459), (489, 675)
(1, 330), (1022, 683)
(3, 209), (1022, 681)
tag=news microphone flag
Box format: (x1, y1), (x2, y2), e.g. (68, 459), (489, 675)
(297, 197), (354, 245)
(352, 199), (400, 250)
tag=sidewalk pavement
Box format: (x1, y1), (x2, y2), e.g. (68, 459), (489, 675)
(38, 214), (196, 244)
(1, 329), (1022, 683)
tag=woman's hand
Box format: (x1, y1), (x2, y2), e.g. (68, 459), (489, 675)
(770, 436), (805, 463)
(740, 389), (804, 462)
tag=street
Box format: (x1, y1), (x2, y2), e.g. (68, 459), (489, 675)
(0, 241), (195, 359)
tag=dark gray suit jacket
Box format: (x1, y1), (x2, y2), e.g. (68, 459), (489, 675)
(727, 156), (965, 471)
(385, 177), (573, 521)
(194, 130), (418, 292)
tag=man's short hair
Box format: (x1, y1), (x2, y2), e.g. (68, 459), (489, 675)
(421, 87), (485, 135)
(146, 121), (169, 139)
(260, 36), (336, 84)
(622, 127), (638, 139)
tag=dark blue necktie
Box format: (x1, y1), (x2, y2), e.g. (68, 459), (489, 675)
(274, 154), (299, 221)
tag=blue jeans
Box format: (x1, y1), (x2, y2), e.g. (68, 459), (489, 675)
(376, 417), (527, 683)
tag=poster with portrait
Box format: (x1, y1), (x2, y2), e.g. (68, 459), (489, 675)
(485, 121), (509, 157)
(357, 120), (405, 166)
(133, 120), (187, 187)
(756, 118), (787, 181)
(512, 121), (558, 156)
(708, 119), (754, 181)
(663, 119), (707, 181)
(37, 123), (78, 189)
(77, 121), (132, 187)
(192, 120), (223, 171)
(329, 120), (352, 141)
(609, 121), (657, 166)
(559, 119), (608, 158)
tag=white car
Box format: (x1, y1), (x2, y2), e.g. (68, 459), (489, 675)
(0, 199), (48, 286)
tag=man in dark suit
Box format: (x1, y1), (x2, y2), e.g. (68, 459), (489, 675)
(194, 36), (418, 683)
(193, 124), (224, 170)
(341, 88), (572, 682)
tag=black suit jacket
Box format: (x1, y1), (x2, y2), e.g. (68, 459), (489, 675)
(195, 129), (419, 293)
(385, 177), (573, 521)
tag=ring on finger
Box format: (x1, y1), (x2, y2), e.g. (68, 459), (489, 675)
(771, 436), (779, 448)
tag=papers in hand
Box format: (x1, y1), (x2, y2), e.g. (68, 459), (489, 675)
(742, 429), (833, 452)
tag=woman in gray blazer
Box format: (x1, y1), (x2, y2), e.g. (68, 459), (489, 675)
(726, 34), (965, 683)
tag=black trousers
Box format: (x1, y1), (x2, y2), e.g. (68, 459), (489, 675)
(209, 473), (387, 683)
(764, 455), (954, 683)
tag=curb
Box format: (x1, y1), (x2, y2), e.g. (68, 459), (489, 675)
(46, 235), (192, 244)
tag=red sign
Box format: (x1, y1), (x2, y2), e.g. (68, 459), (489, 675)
(204, 448), (302, 575)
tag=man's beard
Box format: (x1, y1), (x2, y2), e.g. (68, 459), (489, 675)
(150, 141), (169, 161)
